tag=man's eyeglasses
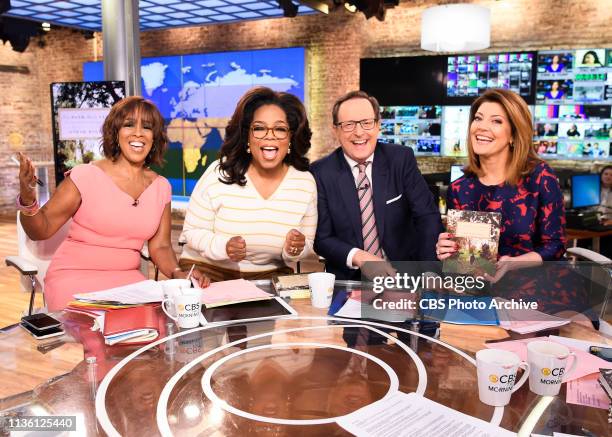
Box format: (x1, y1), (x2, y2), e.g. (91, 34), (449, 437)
(335, 118), (378, 132)
(251, 123), (290, 140)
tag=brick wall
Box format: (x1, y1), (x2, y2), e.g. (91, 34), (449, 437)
(0, 28), (96, 214)
(1, 0), (612, 214)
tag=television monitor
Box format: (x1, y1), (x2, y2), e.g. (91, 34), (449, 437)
(50, 81), (126, 185)
(441, 106), (470, 157)
(536, 79), (573, 102)
(537, 51), (574, 74)
(584, 105), (612, 119)
(571, 174), (600, 209)
(360, 56), (447, 106)
(575, 49), (606, 68)
(450, 165), (464, 183)
(559, 105), (586, 119)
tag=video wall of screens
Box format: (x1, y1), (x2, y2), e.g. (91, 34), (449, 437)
(534, 49), (612, 160)
(379, 106), (441, 156)
(363, 48), (611, 160)
(446, 52), (535, 103)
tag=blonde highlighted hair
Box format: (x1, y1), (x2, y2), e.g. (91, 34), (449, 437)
(465, 89), (541, 185)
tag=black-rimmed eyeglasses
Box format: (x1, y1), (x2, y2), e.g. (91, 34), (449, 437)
(335, 118), (378, 132)
(251, 123), (290, 140)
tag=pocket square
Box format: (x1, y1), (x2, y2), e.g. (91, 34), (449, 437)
(386, 194), (402, 204)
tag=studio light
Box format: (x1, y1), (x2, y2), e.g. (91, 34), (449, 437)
(343, 1), (399, 21)
(0, 0), (10, 15)
(0, 16), (42, 52)
(278, 0), (299, 17)
(421, 4), (491, 52)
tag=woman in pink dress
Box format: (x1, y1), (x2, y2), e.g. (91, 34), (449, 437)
(17, 97), (209, 311)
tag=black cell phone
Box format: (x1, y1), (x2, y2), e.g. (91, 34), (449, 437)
(20, 323), (64, 340)
(21, 313), (62, 331)
(589, 346), (612, 362)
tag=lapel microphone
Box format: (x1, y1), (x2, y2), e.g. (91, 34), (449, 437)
(358, 183), (370, 191)
(132, 199), (139, 207)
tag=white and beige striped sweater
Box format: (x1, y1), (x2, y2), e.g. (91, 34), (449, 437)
(180, 160), (317, 272)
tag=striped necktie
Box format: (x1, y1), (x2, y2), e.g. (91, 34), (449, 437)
(356, 162), (381, 256)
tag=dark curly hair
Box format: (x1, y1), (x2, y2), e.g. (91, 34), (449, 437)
(101, 96), (167, 167)
(218, 86), (311, 186)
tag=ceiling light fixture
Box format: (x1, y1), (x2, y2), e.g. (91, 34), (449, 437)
(421, 4), (491, 52)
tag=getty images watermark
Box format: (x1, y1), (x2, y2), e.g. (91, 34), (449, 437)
(370, 272), (539, 311)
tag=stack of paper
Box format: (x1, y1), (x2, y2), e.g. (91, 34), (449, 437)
(336, 391), (516, 436)
(495, 299), (569, 334)
(201, 279), (273, 308)
(73, 280), (164, 305)
(67, 281), (166, 345)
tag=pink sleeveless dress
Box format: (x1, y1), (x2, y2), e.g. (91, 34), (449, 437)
(44, 164), (171, 311)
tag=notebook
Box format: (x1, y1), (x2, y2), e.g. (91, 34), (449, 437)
(102, 305), (160, 346)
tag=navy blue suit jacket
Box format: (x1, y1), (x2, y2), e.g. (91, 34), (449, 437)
(311, 142), (442, 280)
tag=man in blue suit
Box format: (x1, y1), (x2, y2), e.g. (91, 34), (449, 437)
(311, 91), (442, 280)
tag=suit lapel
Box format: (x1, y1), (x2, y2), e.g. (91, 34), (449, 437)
(335, 150), (364, 248)
(372, 144), (389, 242)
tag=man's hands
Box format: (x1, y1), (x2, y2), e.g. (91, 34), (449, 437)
(353, 249), (396, 280)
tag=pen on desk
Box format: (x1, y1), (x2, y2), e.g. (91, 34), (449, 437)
(186, 264), (196, 287)
(11, 155), (44, 186)
(581, 427), (598, 437)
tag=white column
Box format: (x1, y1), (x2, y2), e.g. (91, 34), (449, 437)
(101, 0), (141, 96)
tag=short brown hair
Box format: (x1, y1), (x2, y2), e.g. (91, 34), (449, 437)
(465, 89), (540, 185)
(331, 90), (380, 125)
(101, 96), (167, 167)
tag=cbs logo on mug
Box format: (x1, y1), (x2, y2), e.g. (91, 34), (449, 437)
(541, 367), (564, 377)
(488, 374), (516, 384)
(177, 303), (199, 312)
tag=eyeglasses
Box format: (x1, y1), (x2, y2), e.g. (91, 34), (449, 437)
(250, 123), (290, 140)
(335, 118), (378, 132)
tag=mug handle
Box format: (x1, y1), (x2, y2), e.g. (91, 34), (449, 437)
(162, 298), (178, 321)
(561, 352), (578, 382)
(510, 361), (530, 393)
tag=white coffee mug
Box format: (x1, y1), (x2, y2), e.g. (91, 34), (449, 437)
(308, 272), (335, 308)
(162, 288), (201, 329)
(476, 348), (530, 406)
(161, 279), (191, 300)
(161, 279), (191, 317)
(527, 340), (578, 396)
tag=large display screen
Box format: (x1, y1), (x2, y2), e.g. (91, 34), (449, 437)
(84, 47), (305, 200)
(50, 81), (126, 184)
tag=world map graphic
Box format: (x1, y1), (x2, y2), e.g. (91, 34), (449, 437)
(84, 47), (305, 199)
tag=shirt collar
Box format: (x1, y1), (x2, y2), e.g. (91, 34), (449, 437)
(343, 152), (374, 170)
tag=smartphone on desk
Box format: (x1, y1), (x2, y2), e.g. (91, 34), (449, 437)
(21, 313), (62, 331)
(20, 322), (65, 340)
(589, 345), (612, 362)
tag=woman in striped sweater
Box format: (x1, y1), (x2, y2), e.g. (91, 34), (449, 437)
(179, 87), (317, 281)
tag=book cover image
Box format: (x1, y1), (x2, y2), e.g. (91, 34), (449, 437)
(443, 209), (502, 276)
